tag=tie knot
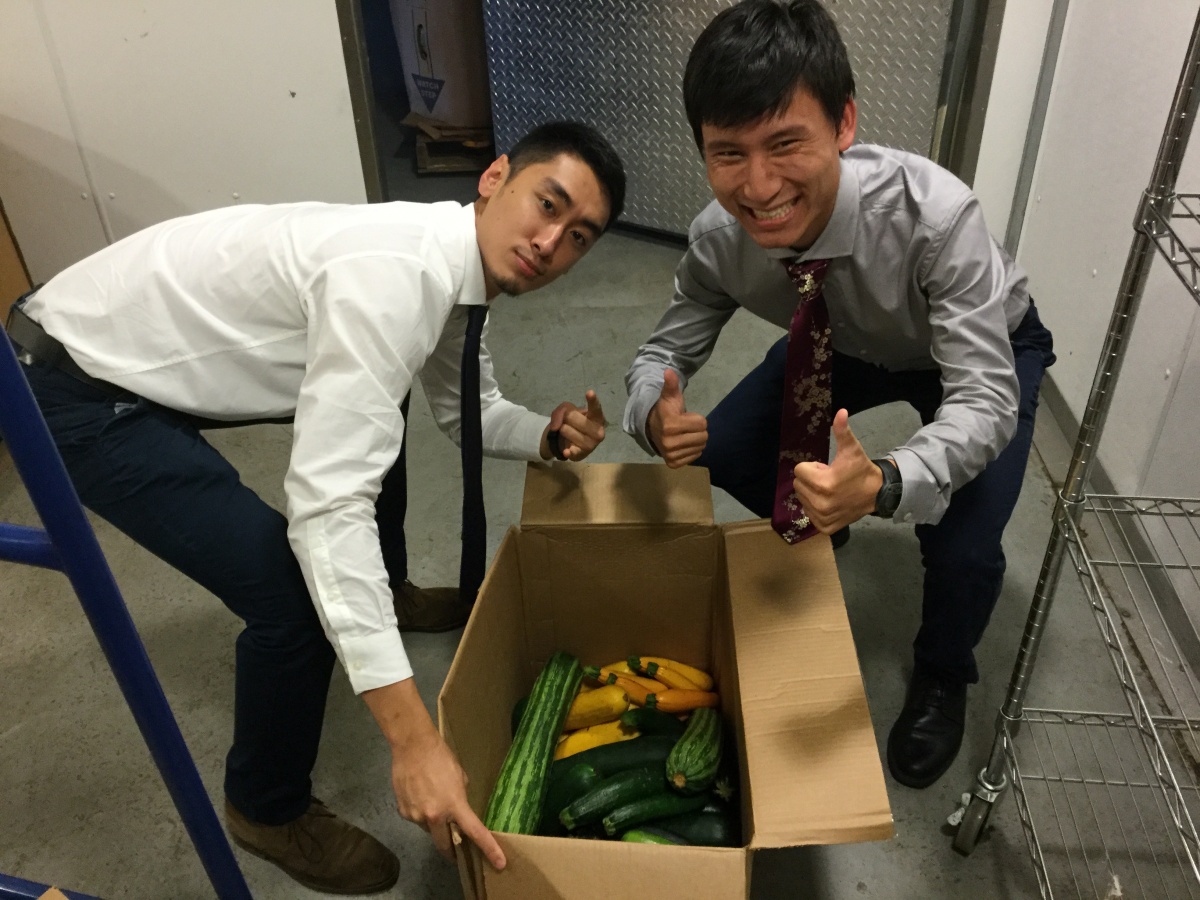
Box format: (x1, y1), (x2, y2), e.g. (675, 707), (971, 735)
(783, 258), (829, 296)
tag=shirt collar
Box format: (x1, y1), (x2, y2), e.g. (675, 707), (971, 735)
(458, 201), (488, 307)
(762, 155), (860, 262)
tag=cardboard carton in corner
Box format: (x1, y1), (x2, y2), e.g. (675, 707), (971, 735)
(439, 463), (892, 900)
(390, 0), (491, 129)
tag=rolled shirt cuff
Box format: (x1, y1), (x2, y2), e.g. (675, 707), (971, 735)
(888, 446), (951, 525)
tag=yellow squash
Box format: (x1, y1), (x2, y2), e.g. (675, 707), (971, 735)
(629, 655), (715, 692)
(553, 718), (638, 760)
(563, 683), (629, 731)
(647, 688), (720, 714)
(645, 665), (704, 691)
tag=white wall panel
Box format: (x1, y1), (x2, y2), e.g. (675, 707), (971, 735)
(1015, 0), (1200, 496)
(973, 0), (1054, 242)
(0, 0), (366, 282)
(0, 0), (108, 283)
(1142, 307), (1200, 496)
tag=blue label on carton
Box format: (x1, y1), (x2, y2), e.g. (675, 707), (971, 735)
(411, 74), (444, 112)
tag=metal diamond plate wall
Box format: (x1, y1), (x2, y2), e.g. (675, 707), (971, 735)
(482, 0), (953, 236)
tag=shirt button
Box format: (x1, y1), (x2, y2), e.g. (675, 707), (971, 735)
(904, 513), (913, 523)
(859, 350), (868, 356)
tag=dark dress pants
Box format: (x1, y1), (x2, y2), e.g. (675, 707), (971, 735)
(22, 360), (413, 824)
(695, 304), (1055, 684)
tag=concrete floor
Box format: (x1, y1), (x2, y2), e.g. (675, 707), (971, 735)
(0, 135), (1182, 899)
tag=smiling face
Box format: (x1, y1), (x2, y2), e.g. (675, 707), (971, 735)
(474, 153), (611, 299)
(702, 87), (856, 251)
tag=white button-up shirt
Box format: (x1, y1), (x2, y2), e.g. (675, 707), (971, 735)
(624, 144), (1030, 525)
(26, 199), (548, 692)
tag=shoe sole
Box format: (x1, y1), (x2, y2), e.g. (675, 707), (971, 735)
(229, 832), (400, 895)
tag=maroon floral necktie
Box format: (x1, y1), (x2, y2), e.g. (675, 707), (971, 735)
(772, 258), (833, 544)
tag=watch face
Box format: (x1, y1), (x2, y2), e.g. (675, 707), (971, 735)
(873, 459), (902, 518)
(880, 484), (902, 516)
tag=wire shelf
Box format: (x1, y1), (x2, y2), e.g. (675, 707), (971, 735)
(1004, 709), (1200, 899)
(970, 10), (1200, 895)
(1002, 496), (1200, 897)
(1069, 496), (1200, 724)
(1144, 194), (1200, 305)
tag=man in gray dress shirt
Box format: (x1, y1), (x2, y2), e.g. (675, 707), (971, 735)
(624, 0), (1055, 789)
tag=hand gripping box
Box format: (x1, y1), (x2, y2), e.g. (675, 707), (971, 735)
(440, 463), (893, 899)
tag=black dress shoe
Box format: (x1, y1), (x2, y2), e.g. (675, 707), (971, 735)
(886, 669), (967, 789)
(831, 526), (850, 549)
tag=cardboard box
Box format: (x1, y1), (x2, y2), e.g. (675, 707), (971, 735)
(390, 0), (491, 129)
(440, 463), (893, 899)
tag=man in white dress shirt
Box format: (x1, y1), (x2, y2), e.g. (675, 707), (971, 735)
(11, 122), (623, 893)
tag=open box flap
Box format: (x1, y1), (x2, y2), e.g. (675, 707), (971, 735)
(520, 462), (714, 528)
(720, 520), (894, 849)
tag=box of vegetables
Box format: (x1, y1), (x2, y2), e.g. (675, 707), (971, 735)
(488, 652), (736, 846)
(439, 463), (893, 900)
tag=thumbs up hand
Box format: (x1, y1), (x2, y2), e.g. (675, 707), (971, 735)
(544, 389), (606, 461)
(791, 409), (883, 533)
(647, 369), (709, 468)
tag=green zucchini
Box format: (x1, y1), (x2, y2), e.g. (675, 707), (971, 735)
(712, 728), (739, 801)
(548, 734), (677, 782)
(620, 706), (687, 740)
(560, 764), (666, 831)
(601, 791), (709, 836)
(620, 826), (690, 845)
(538, 761), (601, 836)
(700, 795), (735, 816)
(665, 707), (723, 794)
(484, 651), (583, 834)
(713, 774), (736, 803)
(651, 810), (738, 847)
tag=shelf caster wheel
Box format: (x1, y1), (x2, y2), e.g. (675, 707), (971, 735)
(952, 796), (992, 856)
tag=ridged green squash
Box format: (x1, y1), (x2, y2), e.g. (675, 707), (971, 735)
(664, 706), (722, 794)
(484, 651), (583, 834)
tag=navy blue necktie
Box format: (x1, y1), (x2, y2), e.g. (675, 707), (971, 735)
(459, 305), (487, 604)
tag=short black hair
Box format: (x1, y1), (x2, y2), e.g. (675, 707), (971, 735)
(683, 0), (855, 151)
(506, 121), (626, 230)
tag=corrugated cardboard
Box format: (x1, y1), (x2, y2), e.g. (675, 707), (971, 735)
(389, 0), (491, 129)
(440, 462), (892, 900)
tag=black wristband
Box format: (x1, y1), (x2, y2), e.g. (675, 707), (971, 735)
(546, 428), (568, 461)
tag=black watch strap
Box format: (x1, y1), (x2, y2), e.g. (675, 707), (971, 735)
(547, 428), (568, 461)
(871, 457), (903, 519)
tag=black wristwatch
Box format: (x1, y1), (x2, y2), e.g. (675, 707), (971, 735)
(872, 457), (903, 519)
(546, 429), (569, 461)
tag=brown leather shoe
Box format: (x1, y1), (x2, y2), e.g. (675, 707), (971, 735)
(394, 580), (473, 633)
(225, 798), (399, 895)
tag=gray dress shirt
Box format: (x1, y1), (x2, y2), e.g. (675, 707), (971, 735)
(623, 143), (1031, 526)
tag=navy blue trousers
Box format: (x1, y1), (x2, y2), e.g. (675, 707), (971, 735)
(22, 360), (414, 824)
(696, 304), (1055, 684)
